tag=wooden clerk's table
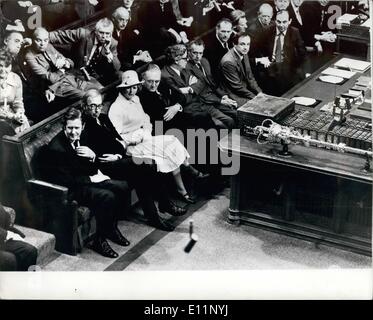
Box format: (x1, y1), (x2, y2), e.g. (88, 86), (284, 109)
(219, 55), (372, 256)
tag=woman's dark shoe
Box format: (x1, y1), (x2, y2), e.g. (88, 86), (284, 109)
(107, 227), (130, 247)
(159, 201), (187, 216)
(183, 165), (210, 179)
(90, 237), (119, 258)
(177, 192), (196, 204)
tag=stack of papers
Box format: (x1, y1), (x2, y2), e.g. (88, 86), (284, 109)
(334, 58), (371, 73)
(355, 76), (371, 87)
(291, 97), (317, 106)
(336, 13), (358, 26)
(361, 19), (371, 28)
(322, 67), (356, 79)
(319, 75), (344, 84)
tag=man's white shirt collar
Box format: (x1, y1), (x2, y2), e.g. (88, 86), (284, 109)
(171, 66), (181, 77)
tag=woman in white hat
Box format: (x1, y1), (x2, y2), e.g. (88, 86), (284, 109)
(108, 70), (205, 203)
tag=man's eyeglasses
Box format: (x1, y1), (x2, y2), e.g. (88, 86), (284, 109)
(87, 104), (103, 110)
(176, 56), (188, 62)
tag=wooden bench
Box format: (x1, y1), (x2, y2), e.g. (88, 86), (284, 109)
(1, 85), (130, 256)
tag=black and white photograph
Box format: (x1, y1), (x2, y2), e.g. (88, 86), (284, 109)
(0, 0), (372, 301)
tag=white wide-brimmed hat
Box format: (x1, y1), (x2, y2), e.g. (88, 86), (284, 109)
(117, 70), (143, 88)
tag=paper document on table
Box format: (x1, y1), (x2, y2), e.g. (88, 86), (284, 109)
(356, 76), (371, 87)
(334, 58), (371, 72)
(322, 67), (356, 79)
(291, 97), (316, 106)
(361, 19), (371, 28)
(336, 13), (358, 25)
(319, 75), (344, 84)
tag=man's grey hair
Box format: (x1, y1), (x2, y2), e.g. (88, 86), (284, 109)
(258, 3), (274, 15)
(95, 18), (114, 32)
(112, 7), (130, 20)
(142, 63), (161, 79)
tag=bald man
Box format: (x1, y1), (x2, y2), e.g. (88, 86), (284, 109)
(248, 3), (274, 51)
(24, 27), (101, 105)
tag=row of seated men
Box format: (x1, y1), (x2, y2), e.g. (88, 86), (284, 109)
(1, 1), (368, 40)
(1, 0), (370, 129)
(0, 0), (370, 264)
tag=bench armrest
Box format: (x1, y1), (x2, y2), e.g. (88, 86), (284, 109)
(27, 179), (80, 255)
(27, 179), (69, 204)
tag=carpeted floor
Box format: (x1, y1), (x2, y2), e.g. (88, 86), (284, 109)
(42, 188), (371, 272)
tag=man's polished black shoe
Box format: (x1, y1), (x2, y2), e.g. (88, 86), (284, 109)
(177, 192), (196, 204)
(149, 218), (175, 232)
(107, 227), (131, 246)
(91, 237), (119, 258)
(159, 201), (187, 216)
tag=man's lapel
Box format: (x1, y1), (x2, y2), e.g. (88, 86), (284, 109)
(233, 50), (245, 77)
(86, 32), (95, 58)
(268, 27), (277, 57)
(191, 62), (205, 79)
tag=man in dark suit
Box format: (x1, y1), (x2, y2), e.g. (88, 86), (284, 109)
(24, 27), (101, 105)
(271, 0), (290, 13)
(254, 9), (306, 96)
(186, 39), (237, 128)
(0, 204), (37, 271)
(49, 18), (121, 86)
(203, 18), (234, 81)
(219, 33), (262, 107)
(288, 0), (321, 49)
(82, 89), (185, 229)
(247, 3), (274, 47)
(162, 44), (232, 130)
(139, 64), (186, 134)
(136, 0), (188, 59)
(111, 6), (151, 71)
(44, 107), (131, 258)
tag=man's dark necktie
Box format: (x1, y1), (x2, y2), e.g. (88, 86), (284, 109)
(241, 57), (247, 76)
(275, 33), (283, 63)
(197, 63), (206, 77)
(43, 51), (57, 69)
(73, 140), (80, 149)
(90, 46), (102, 66)
(181, 70), (188, 84)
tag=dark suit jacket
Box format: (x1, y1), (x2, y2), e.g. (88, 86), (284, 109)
(186, 58), (227, 105)
(256, 25), (306, 69)
(24, 44), (75, 93)
(113, 27), (144, 71)
(247, 19), (274, 57)
(84, 114), (125, 158)
(219, 48), (262, 107)
(203, 33), (231, 81)
(138, 84), (184, 134)
(0, 204), (12, 249)
(49, 28), (121, 73)
(289, 2), (319, 48)
(137, 0), (182, 57)
(0, 204), (26, 249)
(247, 18), (268, 40)
(45, 130), (99, 192)
(161, 65), (214, 126)
(161, 65), (197, 107)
